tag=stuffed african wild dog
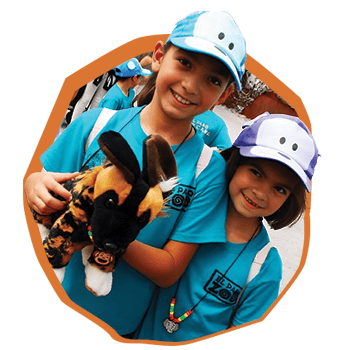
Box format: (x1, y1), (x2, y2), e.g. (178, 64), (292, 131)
(32, 131), (177, 296)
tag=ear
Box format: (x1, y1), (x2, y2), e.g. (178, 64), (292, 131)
(142, 134), (177, 189)
(151, 41), (165, 73)
(216, 84), (234, 106)
(98, 131), (141, 184)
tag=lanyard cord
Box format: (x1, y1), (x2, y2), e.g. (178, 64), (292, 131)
(173, 220), (262, 314)
(80, 114), (193, 171)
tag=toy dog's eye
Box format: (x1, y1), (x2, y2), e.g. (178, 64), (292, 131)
(105, 198), (116, 209)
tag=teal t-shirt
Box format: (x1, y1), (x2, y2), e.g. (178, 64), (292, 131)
(192, 110), (232, 150)
(40, 106), (228, 335)
(136, 225), (282, 342)
(98, 83), (135, 110)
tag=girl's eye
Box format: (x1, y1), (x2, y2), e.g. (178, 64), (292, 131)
(250, 169), (261, 178)
(275, 186), (287, 195)
(179, 58), (191, 68)
(208, 76), (221, 86)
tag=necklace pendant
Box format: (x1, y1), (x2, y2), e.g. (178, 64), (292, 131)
(163, 318), (180, 333)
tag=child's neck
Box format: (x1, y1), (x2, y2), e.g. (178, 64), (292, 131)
(117, 80), (131, 97)
(140, 103), (194, 146)
(225, 200), (262, 244)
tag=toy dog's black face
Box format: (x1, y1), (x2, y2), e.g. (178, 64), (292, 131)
(89, 161), (165, 259)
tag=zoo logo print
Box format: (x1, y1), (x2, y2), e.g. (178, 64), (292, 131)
(166, 184), (195, 212)
(204, 269), (243, 305)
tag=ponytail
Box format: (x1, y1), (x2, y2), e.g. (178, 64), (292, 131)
(133, 42), (173, 107)
(133, 71), (158, 106)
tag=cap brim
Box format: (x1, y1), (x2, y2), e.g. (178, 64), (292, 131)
(170, 36), (242, 90)
(239, 145), (311, 192)
(141, 68), (152, 76)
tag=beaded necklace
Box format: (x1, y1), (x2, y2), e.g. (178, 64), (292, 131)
(163, 221), (262, 334)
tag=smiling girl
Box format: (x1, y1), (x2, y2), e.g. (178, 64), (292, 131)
(24, 11), (247, 338)
(136, 112), (319, 342)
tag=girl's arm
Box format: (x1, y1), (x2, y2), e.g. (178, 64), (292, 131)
(122, 240), (199, 288)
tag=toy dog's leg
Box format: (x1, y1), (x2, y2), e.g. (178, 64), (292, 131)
(84, 247), (118, 296)
(81, 245), (94, 266)
(85, 263), (113, 297)
(43, 207), (92, 267)
(53, 267), (66, 283)
(37, 223), (50, 241)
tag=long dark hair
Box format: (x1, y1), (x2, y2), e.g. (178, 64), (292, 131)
(221, 147), (307, 230)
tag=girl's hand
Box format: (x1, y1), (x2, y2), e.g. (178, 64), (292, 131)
(24, 171), (79, 215)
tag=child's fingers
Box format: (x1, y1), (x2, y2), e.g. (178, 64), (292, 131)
(40, 188), (70, 213)
(48, 177), (73, 202)
(51, 171), (80, 184)
(31, 196), (58, 215)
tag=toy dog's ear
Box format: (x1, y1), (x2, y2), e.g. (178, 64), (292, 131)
(142, 134), (177, 194)
(98, 131), (141, 184)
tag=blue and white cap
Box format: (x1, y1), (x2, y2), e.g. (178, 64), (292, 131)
(167, 11), (246, 90)
(114, 58), (152, 77)
(233, 112), (320, 192)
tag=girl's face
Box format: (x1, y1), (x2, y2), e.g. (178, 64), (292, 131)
(151, 42), (233, 122)
(228, 158), (297, 220)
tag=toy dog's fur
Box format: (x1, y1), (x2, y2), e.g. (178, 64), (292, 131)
(32, 131), (177, 296)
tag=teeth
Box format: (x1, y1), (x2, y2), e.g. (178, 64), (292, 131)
(172, 90), (191, 105)
(244, 195), (259, 208)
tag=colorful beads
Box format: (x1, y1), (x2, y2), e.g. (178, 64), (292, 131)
(168, 298), (193, 324)
(88, 225), (94, 243)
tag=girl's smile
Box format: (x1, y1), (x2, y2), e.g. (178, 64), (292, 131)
(150, 42), (233, 123)
(242, 192), (262, 209)
(171, 89), (195, 106)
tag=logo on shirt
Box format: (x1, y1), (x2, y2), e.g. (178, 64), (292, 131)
(166, 184), (195, 212)
(192, 120), (211, 137)
(204, 270), (243, 305)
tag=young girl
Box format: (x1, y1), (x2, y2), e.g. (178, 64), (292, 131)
(24, 11), (246, 337)
(135, 112), (319, 342)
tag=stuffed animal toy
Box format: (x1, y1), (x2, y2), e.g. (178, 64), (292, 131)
(32, 131), (178, 296)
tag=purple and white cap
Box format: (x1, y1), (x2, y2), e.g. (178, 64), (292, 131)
(233, 112), (319, 192)
(167, 11), (246, 90)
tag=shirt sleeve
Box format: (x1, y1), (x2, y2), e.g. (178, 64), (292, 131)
(209, 122), (232, 150)
(40, 108), (102, 173)
(169, 151), (228, 244)
(232, 247), (283, 326)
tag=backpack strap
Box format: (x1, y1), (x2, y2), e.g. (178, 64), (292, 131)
(195, 144), (213, 179)
(85, 108), (117, 152)
(247, 242), (272, 283)
(229, 242), (272, 326)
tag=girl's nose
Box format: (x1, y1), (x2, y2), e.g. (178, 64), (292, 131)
(182, 74), (200, 94)
(252, 185), (268, 202)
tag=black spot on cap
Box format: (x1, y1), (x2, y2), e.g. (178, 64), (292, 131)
(218, 32), (225, 40)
